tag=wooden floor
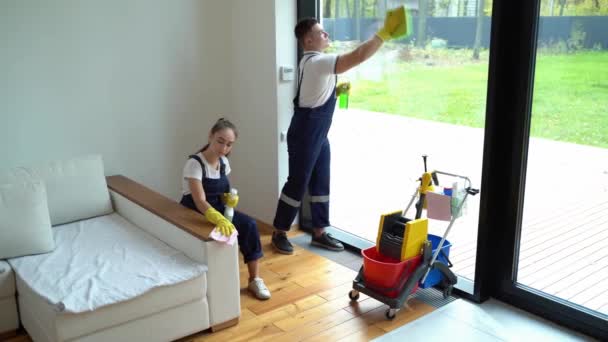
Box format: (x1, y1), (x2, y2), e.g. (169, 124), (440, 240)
(182, 229), (436, 341)
(5, 229), (437, 342)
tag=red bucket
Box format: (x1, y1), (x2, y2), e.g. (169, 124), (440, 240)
(361, 247), (421, 298)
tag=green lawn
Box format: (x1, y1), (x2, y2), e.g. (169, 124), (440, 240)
(350, 50), (608, 148)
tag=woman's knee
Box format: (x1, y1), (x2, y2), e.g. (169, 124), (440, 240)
(235, 213), (259, 236)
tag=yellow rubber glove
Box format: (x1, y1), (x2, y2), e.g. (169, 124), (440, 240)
(204, 207), (236, 236)
(336, 82), (351, 97)
(376, 6), (407, 42)
(222, 193), (239, 208)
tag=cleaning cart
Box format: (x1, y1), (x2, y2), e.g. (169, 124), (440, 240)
(348, 156), (479, 320)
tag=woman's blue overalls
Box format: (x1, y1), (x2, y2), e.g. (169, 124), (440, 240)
(273, 53), (337, 230)
(180, 155), (263, 263)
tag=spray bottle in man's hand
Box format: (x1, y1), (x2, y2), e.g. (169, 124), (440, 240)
(336, 81), (351, 109)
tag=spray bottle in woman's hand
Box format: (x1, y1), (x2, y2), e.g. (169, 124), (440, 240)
(223, 188), (239, 222)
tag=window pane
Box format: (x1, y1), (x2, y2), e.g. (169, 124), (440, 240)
(320, 0), (492, 284)
(518, 4), (608, 317)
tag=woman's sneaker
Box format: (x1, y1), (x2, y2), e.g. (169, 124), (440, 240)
(248, 277), (271, 300)
(311, 232), (345, 251)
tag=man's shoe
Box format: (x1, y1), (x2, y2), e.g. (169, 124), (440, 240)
(248, 277), (271, 300)
(272, 232), (294, 255)
(311, 232), (345, 251)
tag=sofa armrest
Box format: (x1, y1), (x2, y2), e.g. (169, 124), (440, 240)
(106, 175), (241, 326)
(106, 175), (213, 241)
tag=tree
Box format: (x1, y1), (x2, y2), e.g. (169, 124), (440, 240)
(473, 0), (485, 59)
(334, 0), (340, 38)
(559, 0), (567, 15)
(324, 0), (333, 18)
(355, 0), (361, 40)
(417, 0), (428, 47)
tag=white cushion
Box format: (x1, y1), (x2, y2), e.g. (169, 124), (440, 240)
(0, 181), (55, 259)
(0, 167), (36, 184)
(16, 272), (207, 341)
(8, 213), (207, 314)
(30, 154), (113, 226)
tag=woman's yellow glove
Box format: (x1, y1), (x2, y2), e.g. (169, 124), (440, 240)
(376, 6), (407, 42)
(204, 207), (236, 236)
(222, 193), (239, 208)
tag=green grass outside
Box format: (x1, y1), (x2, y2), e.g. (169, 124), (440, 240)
(349, 50), (608, 148)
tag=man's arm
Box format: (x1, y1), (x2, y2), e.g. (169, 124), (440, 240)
(335, 35), (383, 75)
(334, 6), (407, 75)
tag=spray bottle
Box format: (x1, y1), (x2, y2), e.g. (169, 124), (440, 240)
(224, 188), (238, 222)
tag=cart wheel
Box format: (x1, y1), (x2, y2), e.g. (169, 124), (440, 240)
(348, 290), (360, 301)
(443, 285), (453, 299)
(385, 308), (397, 320)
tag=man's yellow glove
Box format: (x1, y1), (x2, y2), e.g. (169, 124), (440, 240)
(204, 207), (236, 236)
(376, 6), (408, 42)
(336, 82), (351, 97)
(222, 193), (239, 208)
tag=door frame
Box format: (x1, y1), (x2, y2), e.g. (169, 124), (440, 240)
(478, 0), (608, 338)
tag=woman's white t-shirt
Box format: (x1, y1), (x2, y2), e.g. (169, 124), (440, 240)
(182, 152), (231, 195)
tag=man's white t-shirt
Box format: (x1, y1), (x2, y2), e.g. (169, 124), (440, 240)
(297, 51), (338, 108)
(182, 152), (231, 195)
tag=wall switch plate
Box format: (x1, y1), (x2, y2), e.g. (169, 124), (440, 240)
(280, 66), (294, 81)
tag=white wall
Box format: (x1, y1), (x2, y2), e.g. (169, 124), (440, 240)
(0, 0), (230, 198)
(275, 0), (298, 212)
(0, 0), (297, 224)
(226, 0), (297, 224)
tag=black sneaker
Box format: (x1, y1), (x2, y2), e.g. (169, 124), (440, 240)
(272, 231), (294, 255)
(311, 232), (345, 251)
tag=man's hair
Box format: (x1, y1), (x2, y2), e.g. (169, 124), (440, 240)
(294, 18), (318, 45)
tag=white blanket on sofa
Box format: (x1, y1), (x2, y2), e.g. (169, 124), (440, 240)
(8, 213), (207, 313)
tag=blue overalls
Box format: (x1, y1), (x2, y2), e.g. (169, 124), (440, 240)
(180, 155), (263, 263)
(273, 54), (337, 230)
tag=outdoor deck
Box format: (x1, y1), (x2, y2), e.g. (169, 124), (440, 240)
(328, 108), (608, 316)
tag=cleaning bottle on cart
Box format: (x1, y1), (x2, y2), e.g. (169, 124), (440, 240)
(451, 182), (467, 218)
(224, 188), (238, 222)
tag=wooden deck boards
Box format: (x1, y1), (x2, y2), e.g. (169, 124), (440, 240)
(327, 109), (608, 316)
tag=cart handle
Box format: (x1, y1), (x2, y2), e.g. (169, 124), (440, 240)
(432, 171), (472, 189)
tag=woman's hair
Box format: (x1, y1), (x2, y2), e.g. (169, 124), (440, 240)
(199, 118), (238, 153)
(294, 17), (318, 46)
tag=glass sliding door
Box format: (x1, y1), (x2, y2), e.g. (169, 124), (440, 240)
(517, 5), (608, 319)
(480, 0), (608, 336)
(307, 0), (494, 296)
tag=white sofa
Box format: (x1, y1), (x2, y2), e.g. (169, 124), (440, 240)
(0, 155), (240, 341)
(0, 260), (19, 338)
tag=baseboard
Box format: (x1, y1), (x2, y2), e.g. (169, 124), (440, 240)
(210, 317), (239, 332)
(254, 218), (299, 235)
(0, 329), (18, 340)
(255, 219), (274, 234)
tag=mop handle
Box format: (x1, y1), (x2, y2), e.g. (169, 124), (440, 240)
(402, 187), (420, 217)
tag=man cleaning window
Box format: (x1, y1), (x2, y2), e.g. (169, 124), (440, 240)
(272, 7), (409, 255)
